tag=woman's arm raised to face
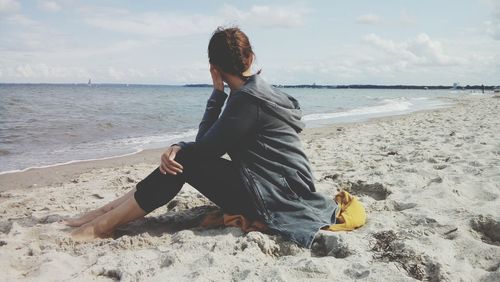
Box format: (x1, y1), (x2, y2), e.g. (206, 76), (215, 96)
(177, 91), (259, 158)
(195, 65), (228, 142)
(196, 89), (228, 142)
(210, 64), (224, 92)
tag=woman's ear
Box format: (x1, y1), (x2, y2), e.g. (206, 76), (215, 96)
(249, 55), (254, 66)
(245, 55), (254, 69)
(241, 55), (254, 76)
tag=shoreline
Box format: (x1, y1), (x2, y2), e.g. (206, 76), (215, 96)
(0, 92), (457, 179)
(0, 99), (458, 192)
(0, 147), (164, 192)
(0, 98), (457, 191)
(0, 149), (144, 176)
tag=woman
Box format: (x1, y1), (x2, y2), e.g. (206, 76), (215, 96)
(65, 26), (337, 249)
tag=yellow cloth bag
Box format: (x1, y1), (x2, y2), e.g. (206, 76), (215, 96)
(323, 191), (366, 231)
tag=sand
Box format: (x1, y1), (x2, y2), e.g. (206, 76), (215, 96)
(0, 95), (499, 281)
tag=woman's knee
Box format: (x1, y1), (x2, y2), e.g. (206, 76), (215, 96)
(174, 147), (200, 170)
(175, 148), (212, 175)
(134, 167), (184, 213)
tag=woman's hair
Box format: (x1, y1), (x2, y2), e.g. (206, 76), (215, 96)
(208, 26), (259, 79)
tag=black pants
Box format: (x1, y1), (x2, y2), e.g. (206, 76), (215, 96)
(134, 148), (260, 220)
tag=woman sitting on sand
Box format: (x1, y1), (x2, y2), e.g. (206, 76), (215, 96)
(64, 26), (337, 248)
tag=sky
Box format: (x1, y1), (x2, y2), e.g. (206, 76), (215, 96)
(0, 0), (499, 85)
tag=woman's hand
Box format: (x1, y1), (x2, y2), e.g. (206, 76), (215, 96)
(160, 145), (183, 175)
(210, 64), (224, 92)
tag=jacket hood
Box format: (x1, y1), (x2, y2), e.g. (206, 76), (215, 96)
(237, 74), (305, 133)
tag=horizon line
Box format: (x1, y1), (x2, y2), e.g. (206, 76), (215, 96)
(0, 82), (498, 87)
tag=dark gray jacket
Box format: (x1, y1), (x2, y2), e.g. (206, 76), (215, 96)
(177, 74), (337, 248)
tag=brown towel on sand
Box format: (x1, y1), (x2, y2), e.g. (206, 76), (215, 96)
(200, 210), (269, 232)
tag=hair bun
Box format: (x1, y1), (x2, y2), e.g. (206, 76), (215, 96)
(208, 26), (255, 79)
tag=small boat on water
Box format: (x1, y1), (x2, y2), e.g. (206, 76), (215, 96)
(88, 79), (92, 87)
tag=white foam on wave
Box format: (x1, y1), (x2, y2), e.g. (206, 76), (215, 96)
(0, 150), (144, 175)
(62, 128), (199, 152)
(303, 98), (414, 121)
(0, 128), (198, 175)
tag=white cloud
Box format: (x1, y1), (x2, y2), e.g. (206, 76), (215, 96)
(107, 67), (124, 80)
(82, 4), (307, 38)
(0, 0), (20, 13)
(484, 1), (500, 40)
(83, 10), (218, 37)
(105, 66), (150, 81)
(16, 64), (35, 77)
(262, 32), (498, 85)
(38, 0), (61, 12)
(5, 63), (89, 79)
(355, 11), (415, 27)
(0, 13), (70, 54)
(221, 4), (308, 28)
(363, 33), (462, 66)
(398, 10), (416, 26)
(126, 68), (146, 78)
(1, 13), (37, 26)
(356, 13), (381, 25)
(0, 3), (309, 83)
(1, 3), (497, 85)
(485, 20), (500, 39)
(0, 62), (186, 83)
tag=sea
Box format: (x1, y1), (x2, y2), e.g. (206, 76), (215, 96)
(0, 83), (476, 174)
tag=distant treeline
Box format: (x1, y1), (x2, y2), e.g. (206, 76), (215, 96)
(275, 84), (497, 90)
(184, 84), (213, 87)
(184, 84), (498, 90)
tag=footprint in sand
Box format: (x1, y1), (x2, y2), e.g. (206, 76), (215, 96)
(311, 231), (352, 258)
(370, 230), (446, 281)
(392, 201), (418, 211)
(93, 268), (122, 280)
(470, 215), (500, 246)
(3, 214), (66, 229)
(0, 220), (13, 234)
(348, 180), (392, 200)
(433, 164), (448, 170)
(343, 263), (370, 279)
(108, 176), (136, 189)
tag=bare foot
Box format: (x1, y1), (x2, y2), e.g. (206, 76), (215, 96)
(61, 208), (106, 227)
(71, 223), (113, 241)
(69, 194), (145, 241)
(62, 189), (137, 227)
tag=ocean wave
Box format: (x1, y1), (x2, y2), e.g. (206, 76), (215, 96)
(0, 128), (198, 175)
(303, 98), (415, 121)
(103, 128), (198, 149)
(0, 150), (143, 175)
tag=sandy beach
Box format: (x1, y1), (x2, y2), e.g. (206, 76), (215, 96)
(0, 95), (499, 281)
